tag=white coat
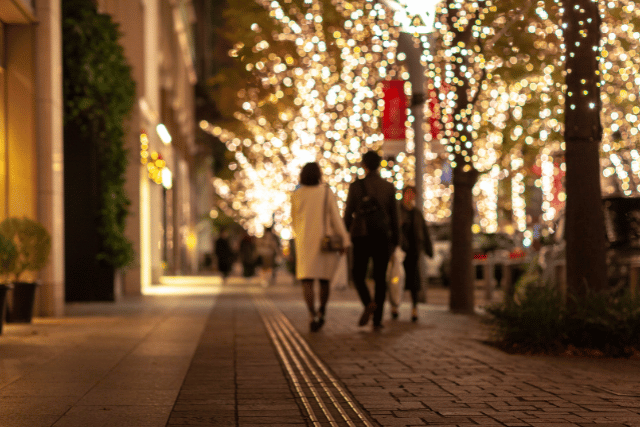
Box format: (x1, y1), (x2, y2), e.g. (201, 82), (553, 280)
(291, 184), (350, 280)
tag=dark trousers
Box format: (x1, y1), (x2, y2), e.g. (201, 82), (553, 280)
(403, 251), (419, 306)
(351, 236), (391, 326)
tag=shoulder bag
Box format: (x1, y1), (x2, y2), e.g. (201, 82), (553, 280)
(320, 185), (344, 252)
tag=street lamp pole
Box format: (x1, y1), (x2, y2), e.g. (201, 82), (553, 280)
(383, 0), (437, 210)
(397, 32), (426, 209)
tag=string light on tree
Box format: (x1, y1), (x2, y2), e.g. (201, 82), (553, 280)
(205, 0), (640, 243)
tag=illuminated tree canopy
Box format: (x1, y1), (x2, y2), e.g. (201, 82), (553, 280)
(200, 0), (640, 245)
(202, 0), (408, 237)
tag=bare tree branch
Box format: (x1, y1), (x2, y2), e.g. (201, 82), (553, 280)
(485, 0), (534, 51)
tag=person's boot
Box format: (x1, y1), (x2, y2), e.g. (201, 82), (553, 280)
(358, 302), (376, 326)
(309, 312), (320, 332)
(317, 307), (325, 329)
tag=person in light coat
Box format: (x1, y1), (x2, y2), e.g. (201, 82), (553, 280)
(291, 162), (351, 332)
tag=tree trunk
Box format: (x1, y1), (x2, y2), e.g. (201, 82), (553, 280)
(444, 1), (484, 313)
(563, 0), (607, 295)
(449, 163), (478, 313)
(565, 143), (607, 295)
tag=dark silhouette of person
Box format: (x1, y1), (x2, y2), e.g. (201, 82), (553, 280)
(239, 230), (257, 278)
(215, 228), (235, 284)
(396, 185), (433, 322)
(343, 150), (400, 330)
(256, 226), (280, 287)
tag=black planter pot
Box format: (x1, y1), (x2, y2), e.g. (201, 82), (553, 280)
(6, 281), (40, 323)
(0, 283), (12, 334)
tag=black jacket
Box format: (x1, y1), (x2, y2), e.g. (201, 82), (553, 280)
(400, 206), (433, 258)
(215, 237), (235, 271)
(343, 173), (400, 247)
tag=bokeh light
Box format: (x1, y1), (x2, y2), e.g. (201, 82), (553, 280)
(203, 0), (640, 244)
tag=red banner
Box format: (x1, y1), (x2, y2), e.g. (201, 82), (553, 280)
(381, 80), (406, 155)
(428, 81), (450, 141)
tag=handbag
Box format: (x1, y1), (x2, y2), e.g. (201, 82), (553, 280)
(386, 247), (406, 307)
(321, 185), (344, 252)
(330, 254), (349, 290)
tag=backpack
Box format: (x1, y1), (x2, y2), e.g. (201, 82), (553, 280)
(357, 179), (390, 239)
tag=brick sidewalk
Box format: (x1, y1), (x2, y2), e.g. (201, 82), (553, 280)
(1, 275), (639, 427)
(162, 276), (640, 427)
(167, 292), (309, 426)
(267, 280), (640, 427)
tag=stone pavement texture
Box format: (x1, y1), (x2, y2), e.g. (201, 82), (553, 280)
(0, 274), (639, 427)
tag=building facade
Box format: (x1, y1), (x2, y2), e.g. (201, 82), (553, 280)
(91, 0), (201, 296)
(1, 0), (205, 317)
(0, 0), (64, 316)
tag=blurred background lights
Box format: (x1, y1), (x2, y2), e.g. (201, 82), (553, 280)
(156, 123), (172, 144)
(161, 168), (173, 190)
(382, 0), (439, 34)
(201, 0), (640, 248)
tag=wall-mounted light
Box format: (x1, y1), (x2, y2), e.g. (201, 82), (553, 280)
(161, 167), (173, 189)
(156, 123), (172, 144)
(185, 231), (197, 250)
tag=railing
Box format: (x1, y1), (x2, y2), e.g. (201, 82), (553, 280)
(472, 250), (531, 303)
(474, 248), (640, 306)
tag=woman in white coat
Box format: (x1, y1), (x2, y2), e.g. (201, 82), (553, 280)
(291, 162), (351, 332)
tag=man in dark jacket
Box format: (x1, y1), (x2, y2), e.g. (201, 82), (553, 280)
(344, 150), (400, 329)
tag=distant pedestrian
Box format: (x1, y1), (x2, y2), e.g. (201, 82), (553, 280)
(343, 150), (400, 330)
(395, 185), (433, 322)
(239, 230), (257, 278)
(256, 226), (280, 287)
(215, 228), (235, 285)
(284, 238), (297, 278)
(291, 162), (350, 332)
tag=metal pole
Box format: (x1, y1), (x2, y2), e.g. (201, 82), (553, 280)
(412, 94), (426, 210)
(398, 32), (426, 209)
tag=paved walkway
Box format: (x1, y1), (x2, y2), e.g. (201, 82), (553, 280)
(1, 274), (640, 426)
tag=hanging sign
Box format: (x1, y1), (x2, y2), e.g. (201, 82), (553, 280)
(428, 81), (452, 140)
(428, 87), (442, 141)
(381, 80), (407, 156)
(426, 80), (452, 156)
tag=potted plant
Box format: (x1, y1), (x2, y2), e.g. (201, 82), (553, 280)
(0, 234), (17, 333)
(0, 217), (51, 323)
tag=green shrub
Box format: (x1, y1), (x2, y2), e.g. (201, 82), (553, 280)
(565, 288), (640, 356)
(0, 218), (51, 281)
(0, 234), (17, 281)
(486, 284), (640, 357)
(62, 0), (136, 268)
(486, 285), (566, 354)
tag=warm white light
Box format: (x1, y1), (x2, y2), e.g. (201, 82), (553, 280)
(156, 123), (172, 144)
(161, 167), (173, 189)
(382, 0), (439, 33)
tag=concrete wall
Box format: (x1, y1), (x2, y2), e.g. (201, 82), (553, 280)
(35, 0), (64, 316)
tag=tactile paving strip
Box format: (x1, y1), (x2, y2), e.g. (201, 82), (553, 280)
(255, 295), (377, 427)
